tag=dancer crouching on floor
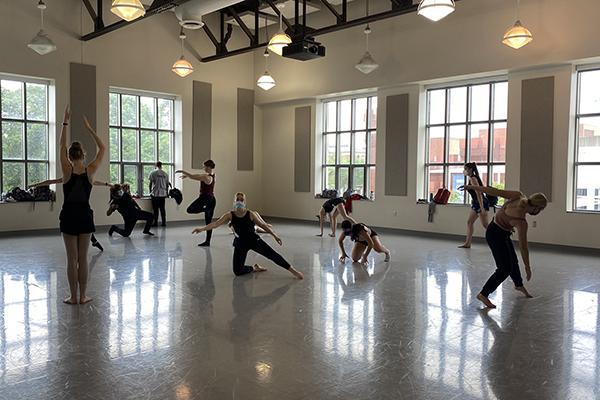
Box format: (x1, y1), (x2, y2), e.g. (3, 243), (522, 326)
(192, 192), (304, 279)
(338, 220), (390, 263)
(107, 184), (154, 237)
(317, 195), (356, 237)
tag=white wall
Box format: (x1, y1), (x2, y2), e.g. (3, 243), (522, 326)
(0, 0), (262, 232)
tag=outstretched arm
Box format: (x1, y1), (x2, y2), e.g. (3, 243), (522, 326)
(93, 181), (113, 188)
(59, 106), (71, 176)
(30, 178), (63, 188)
(84, 116), (106, 177)
(251, 211), (282, 245)
(463, 185), (522, 200)
(192, 212), (231, 234)
(175, 170), (212, 184)
(515, 221), (532, 281)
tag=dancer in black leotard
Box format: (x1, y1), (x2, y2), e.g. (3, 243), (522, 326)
(192, 192), (304, 279)
(107, 184), (154, 237)
(317, 196), (356, 237)
(338, 220), (390, 263)
(177, 160), (216, 247)
(458, 162), (490, 248)
(57, 106), (105, 304)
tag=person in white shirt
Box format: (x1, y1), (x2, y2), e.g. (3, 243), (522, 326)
(149, 161), (171, 227)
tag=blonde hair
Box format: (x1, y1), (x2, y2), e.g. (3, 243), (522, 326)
(234, 192), (246, 200)
(68, 141), (85, 161)
(528, 192), (548, 208)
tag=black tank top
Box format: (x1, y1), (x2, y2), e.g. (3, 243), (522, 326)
(200, 174), (215, 196)
(62, 170), (92, 208)
(230, 211), (259, 241)
(467, 175), (484, 202)
(351, 223), (369, 242)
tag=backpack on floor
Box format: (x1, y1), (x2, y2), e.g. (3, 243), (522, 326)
(433, 188), (451, 205)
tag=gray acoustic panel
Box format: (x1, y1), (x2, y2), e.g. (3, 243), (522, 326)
(237, 88), (254, 171)
(385, 94), (409, 196)
(294, 106), (312, 193)
(520, 77), (554, 201)
(69, 63), (96, 164)
(192, 81), (212, 168)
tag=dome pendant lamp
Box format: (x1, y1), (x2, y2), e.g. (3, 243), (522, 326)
(356, 0), (379, 74)
(172, 29), (194, 77)
(111, 0), (146, 22)
(502, 0), (533, 49)
(268, 3), (292, 56)
(417, 0), (455, 22)
(258, 16), (276, 90)
(28, 0), (57, 55)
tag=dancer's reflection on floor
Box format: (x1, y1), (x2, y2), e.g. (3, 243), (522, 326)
(336, 261), (390, 302)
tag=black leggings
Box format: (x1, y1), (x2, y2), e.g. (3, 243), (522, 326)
(111, 210), (153, 237)
(233, 238), (291, 276)
(151, 196), (166, 225)
(481, 221), (524, 297)
(187, 195), (216, 242)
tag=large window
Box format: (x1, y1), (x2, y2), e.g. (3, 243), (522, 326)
(1, 77), (49, 194)
(322, 96), (377, 196)
(109, 91), (175, 197)
(574, 69), (600, 212)
(425, 81), (507, 204)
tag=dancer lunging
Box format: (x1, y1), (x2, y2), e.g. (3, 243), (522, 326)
(462, 185), (547, 308)
(317, 196), (356, 237)
(177, 160), (216, 247)
(459, 162), (490, 248)
(58, 106), (105, 304)
(192, 192), (303, 279)
(338, 220), (390, 263)
(107, 184), (154, 237)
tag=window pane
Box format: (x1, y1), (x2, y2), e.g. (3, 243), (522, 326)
(340, 100), (351, 131)
(338, 167), (349, 193)
(121, 95), (138, 127)
(325, 102), (337, 132)
(448, 125), (466, 163)
(470, 84), (490, 121)
(122, 129), (138, 161)
(324, 134), (336, 164)
(469, 123), (488, 163)
(123, 164), (139, 195)
(354, 98), (367, 130)
(352, 167), (365, 195)
(142, 164), (154, 197)
(448, 165), (466, 204)
(428, 126), (444, 163)
(368, 131), (377, 164)
(579, 70), (600, 115)
(162, 164), (173, 185)
(368, 166), (376, 196)
(449, 86), (467, 123)
(27, 162), (47, 186)
(110, 163), (120, 184)
(140, 131), (156, 162)
(428, 89), (445, 125)
(2, 121), (24, 159)
(158, 132), (172, 163)
(109, 93), (119, 126)
(426, 165), (443, 196)
(158, 99), (173, 130)
(491, 165), (506, 206)
(324, 167), (336, 190)
(27, 123), (48, 160)
(2, 162), (24, 192)
(26, 83), (47, 121)
(492, 122), (507, 162)
(368, 97), (377, 129)
(140, 97), (156, 129)
(493, 82), (508, 120)
(577, 117), (600, 163)
(353, 132), (366, 164)
(110, 128), (120, 162)
(575, 165), (600, 211)
(339, 133), (350, 164)
(1, 80), (24, 119)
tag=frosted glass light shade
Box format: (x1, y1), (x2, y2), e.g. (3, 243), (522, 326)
(502, 20), (533, 49)
(28, 30), (57, 55)
(355, 51), (379, 74)
(257, 72), (276, 90)
(417, 0), (455, 22)
(172, 56), (194, 77)
(267, 32), (292, 56)
(111, 0), (146, 22)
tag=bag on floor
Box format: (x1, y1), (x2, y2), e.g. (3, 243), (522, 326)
(433, 188), (451, 205)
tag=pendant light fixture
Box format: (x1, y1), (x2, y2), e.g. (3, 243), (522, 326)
(417, 0), (455, 22)
(172, 29), (194, 77)
(268, 4), (292, 56)
(502, 0), (533, 49)
(258, 16), (276, 90)
(111, 0), (146, 22)
(28, 0), (57, 55)
(355, 0), (378, 74)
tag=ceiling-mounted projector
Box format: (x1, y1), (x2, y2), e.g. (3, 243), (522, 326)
(282, 37), (325, 61)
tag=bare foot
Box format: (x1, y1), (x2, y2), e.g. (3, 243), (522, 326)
(253, 264), (267, 273)
(79, 296), (93, 304)
(384, 252), (391, 262)
(289, 267), (304, 280)
(477, 293), (497, 308)
(63, 297), (78, 305)
(515, 286), (534, 298)
(328, 233), (336, 237)
(458, 243), (471, 248)
(316, 233), (323, 237)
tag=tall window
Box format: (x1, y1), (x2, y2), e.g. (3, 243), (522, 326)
(1, 77), (49, 194)
(109, 91), (175, 197)
(322, 96), (377, 196)
(574, 69), (600, 212)
(425, 81), (507, 204)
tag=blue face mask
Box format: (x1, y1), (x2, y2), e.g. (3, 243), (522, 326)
(116, 190), (123, 197)
(233, 201), (246, 210)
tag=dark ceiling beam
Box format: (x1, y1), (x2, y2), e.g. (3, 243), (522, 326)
(227, 6), (256, 44)
(263, 0), (294, 32)
(318, 0), (343, 24)
(202, 24), (222, 53)
(81, 0), (97, 21)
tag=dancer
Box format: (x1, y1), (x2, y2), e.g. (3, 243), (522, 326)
(176, 160), (216, 247)
(58, 106), (105, 304)
(192, 192), (304, 279)
(461, 185), (547, 308)
(149, 161), (171, 227)
(458, 162), (490, 248)
(338, 220), (390, 263)
(107, 183), (154, 237)
(317, 196), (356, 237)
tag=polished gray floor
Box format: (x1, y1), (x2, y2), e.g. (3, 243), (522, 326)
(0, 221), (599, 400)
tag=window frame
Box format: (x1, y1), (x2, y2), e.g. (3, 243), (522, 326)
(0, 76), (50, 194)
(424, 79), (508, 204)
(109, 89), (176, 198)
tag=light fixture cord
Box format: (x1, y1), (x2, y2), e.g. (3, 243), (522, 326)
(515, 0), (520, 21)
(365, 0), (370, 51)
(40, 3), (44, 29)
(278, 4), (283, 32)
(180, 29), (185, 56)
(264, 15), (269, 70)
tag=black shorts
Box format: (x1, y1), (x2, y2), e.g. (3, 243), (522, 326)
(471, 198), (490, 214)
(59, 206), (95, 235)
(355, 229), (378, 246)
(323, 198), (343, 213)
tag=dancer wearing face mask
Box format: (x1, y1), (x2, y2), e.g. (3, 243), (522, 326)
(192, 192), (303, 279)
(107, 184), (154, 237)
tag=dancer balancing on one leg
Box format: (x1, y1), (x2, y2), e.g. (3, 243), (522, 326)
(338, 220), (391, 263)
(192, 192), (304, 279)
(107, 184), (154, 237)
(459, 162), (490, 248)
(57, 106), (105, 304)
(176, 159), (216, 247)
(461, 185), (547, 308)
(317, 195), (356, 237)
